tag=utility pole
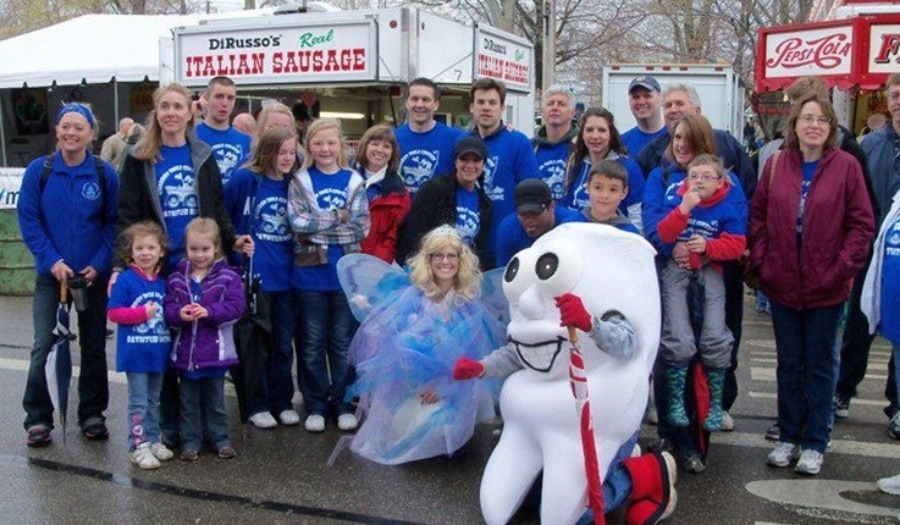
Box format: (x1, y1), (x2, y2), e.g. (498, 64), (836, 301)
(541, 0), (556, 92)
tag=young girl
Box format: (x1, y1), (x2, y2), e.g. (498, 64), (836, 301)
(288, 118), (370, 433)
(163, 218), (245, 460)
(108, 221), (173, 469)
(352, 124), (411, 264)
(225, 127), (300, 429)
(655, 154), (746, 432)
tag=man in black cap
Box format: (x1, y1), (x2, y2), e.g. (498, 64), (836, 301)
(395, 136), (494, 268)
(495, 179), (582, 267)
(620, 75), (667, 158)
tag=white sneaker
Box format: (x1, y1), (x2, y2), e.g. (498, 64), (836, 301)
(794, 449), (823, 475)
(337, 413), (358, 431)
(249, 411), (278, 429)
(877, 474), (900, 495)
(278, 409), (301, 426)
(720, 411), (734, 431)
(131, 443), (161, 470)
(304, 414), (326, 433)
(766, 442), (799, 468)
(150, 442), (174, 461)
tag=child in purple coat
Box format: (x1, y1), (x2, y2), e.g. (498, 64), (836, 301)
(164, 218), (245, 461)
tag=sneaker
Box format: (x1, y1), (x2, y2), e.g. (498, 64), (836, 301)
(833, 394), (850, 420)
(681, 453), (707, 474)
(337, 413), (358, 431)
(249, 411), (277, 429)
(889, 414), (900, 440)
(26, 425), (52, 448)
(794, 449), (824, 475)
(217, 446), (236, 459)
(767, 441), (799, 468)
(304, 414), (326, 433)
(877, 474), (900, 496)
(278, 409), (301, 426)
(150, 442), (174, 461)
(720, 411), (735, 432)
(131, 443), (161, 470)
(82, 422), (109, 440)
(179, 448), (199, 461)
(765, 422), (780, 441)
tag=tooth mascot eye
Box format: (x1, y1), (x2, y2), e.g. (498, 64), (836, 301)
(479, 223), (668, 525)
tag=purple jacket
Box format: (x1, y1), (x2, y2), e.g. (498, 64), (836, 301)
(163, 259), (244, 372)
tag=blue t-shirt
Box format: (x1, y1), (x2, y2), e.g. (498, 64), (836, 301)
(455, 186), (481, 245)
(797, 159), (819, 247)
(108, 269), (171, 373)
(194, 122), (252, 185)
(291, 166), (353, 292)
(534, 141), (571, 201)
(156, 144), (196, 272)
(495, 205), (583, 267)
(562, 155), (645, 221)
(395, 122), (465, 193)
(880, 214), (900, 343)
(249, 176), (293, 292)
(621, 126), (668, 157)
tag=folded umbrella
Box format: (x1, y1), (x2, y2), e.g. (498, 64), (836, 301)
(45, 283), (72, 444)
(230, 255), (272, 423)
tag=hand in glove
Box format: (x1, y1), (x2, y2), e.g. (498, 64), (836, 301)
(555, 293), (592, 332)
(453, 357), (485, 380)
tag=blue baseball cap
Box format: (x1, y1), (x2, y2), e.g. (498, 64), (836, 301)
(628, 75), (661, 94)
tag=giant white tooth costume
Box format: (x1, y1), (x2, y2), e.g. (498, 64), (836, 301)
(481, 223), (660, 525)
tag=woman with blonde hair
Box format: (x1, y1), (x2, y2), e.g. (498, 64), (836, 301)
(337, 225), (504, 464)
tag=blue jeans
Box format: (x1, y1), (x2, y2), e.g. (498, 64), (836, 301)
(23, 275), (109, 431)
(770, 301), (842, 453)
(295, 290), (354, 416)
(250, 291), (297, 415)
(179, 375), (230, 451)
(127, 372), (163, 449)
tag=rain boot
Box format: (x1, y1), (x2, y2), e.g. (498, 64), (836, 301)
(703, 368), (726, 432)
(623, 451), (678, 525)
(664, 364), (689, 428)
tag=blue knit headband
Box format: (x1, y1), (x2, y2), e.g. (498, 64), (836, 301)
(56, 104), (95, 128)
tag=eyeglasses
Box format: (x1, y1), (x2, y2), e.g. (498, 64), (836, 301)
(687, 174), (720, 182)
(799, 114), (831, 125)
(430, 252), (459, 261)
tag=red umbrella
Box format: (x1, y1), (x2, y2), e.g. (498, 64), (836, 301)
(567, 326), (605, 525)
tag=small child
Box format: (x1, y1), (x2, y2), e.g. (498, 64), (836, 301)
(655, 154), (746, 431)
(580, 160), (640, 235)
(108, 221), (174, 470)
(163, 218), (245, 460)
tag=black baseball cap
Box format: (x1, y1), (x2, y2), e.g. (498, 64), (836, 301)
(454, 136), (488, 160)
(628, 75), (661, 94)
(515, 179), (553, 215)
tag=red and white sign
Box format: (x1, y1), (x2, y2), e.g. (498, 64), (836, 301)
(764, 21), (854, 78)
(474, 25), (533, 92)
(174, 19), (377, 87)
(868, 23), (900, 74)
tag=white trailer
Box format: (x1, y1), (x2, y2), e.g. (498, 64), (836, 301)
(166, 8), (536, 137)
(601, 64), (745, 140)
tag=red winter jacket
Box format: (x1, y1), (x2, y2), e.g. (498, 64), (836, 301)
(361, 191), (411, 264)
(748, 147), (874, 309)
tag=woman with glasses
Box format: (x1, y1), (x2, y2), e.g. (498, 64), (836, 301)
(748, 93), (874, 476)
(338, 225), (504, 464)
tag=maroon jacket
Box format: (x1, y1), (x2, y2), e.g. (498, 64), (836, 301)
(748, 147), (874, 309)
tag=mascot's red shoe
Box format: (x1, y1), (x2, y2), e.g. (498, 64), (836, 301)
(622, 451), (677, 525)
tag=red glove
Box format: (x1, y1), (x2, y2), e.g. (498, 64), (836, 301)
(555, 293), (592, 332)
(453, 357), (485, 380)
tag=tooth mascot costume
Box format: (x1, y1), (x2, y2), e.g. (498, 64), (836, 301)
(457, 223), (675, 525)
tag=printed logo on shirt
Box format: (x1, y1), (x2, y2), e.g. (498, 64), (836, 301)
(456, 206), (480, 244)
(538, 159), (567, 201)
(127, 291), (171, 344)
(158, 165), (198, 218)
(211, 143), (244, 183)
(681, 218), (721, 242)
(81, 182), (101, 201)
(254, 196), (292, 242)
(316, 188), (348, 210)
(887, 219), (900, 257)
(664, 180), (684, 205)
(399, 149), (439, 190)
(482, 155), (505, 201)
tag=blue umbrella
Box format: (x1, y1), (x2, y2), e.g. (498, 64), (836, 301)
(44, 284), (72, 443)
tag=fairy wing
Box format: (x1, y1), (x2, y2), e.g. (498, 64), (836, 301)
(337, 253), (411, 322)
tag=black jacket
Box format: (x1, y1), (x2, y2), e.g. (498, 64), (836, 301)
(395, 174), (493, 269)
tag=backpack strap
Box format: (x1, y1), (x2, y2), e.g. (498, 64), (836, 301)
(39, 154), (107, 215)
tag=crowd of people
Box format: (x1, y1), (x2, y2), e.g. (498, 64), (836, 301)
(15, 68), (900, 514)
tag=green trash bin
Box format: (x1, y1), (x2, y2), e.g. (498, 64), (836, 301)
(0, 170), (36, 295)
